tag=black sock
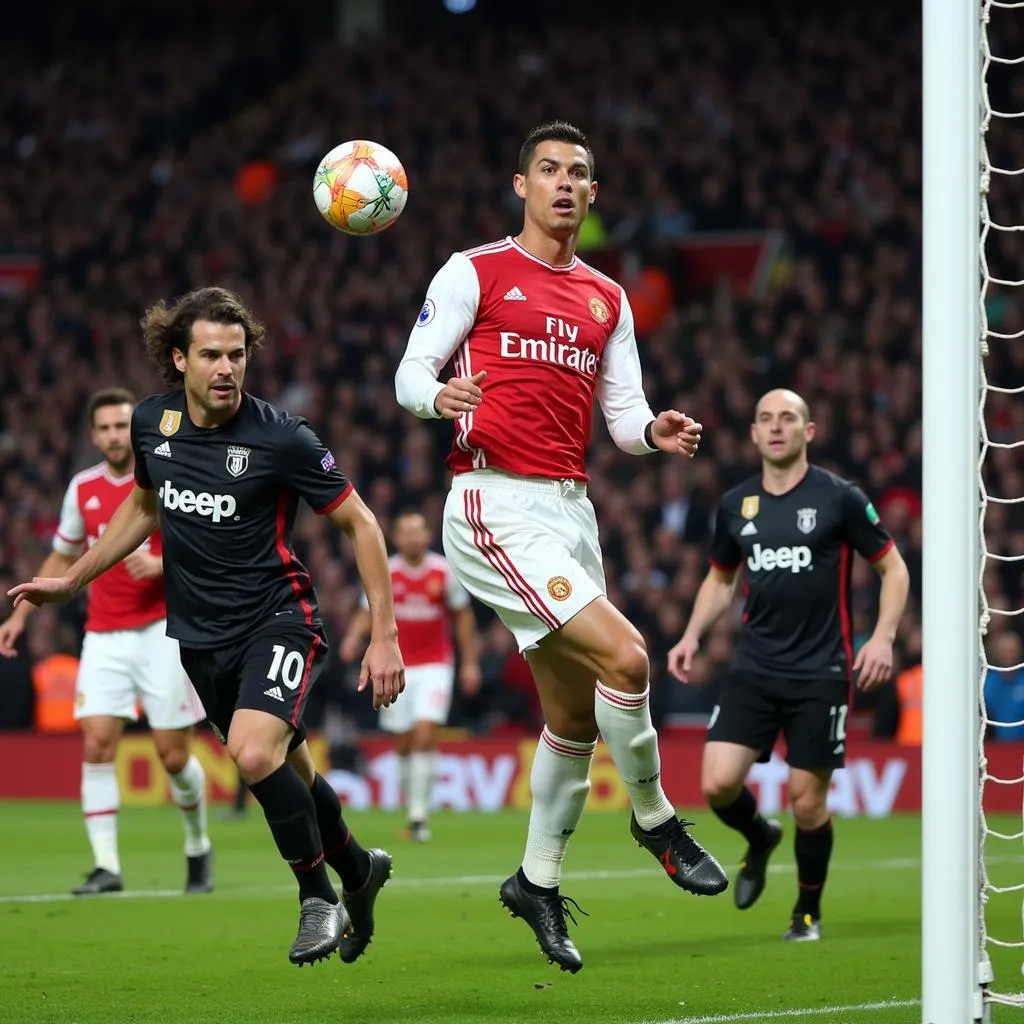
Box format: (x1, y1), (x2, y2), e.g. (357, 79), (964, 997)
(309, 773), (371, 892)
(517, 866), (557, 896)
(793, 818), (833, 918)
(711, 787), (774, 850)
(248, 764), (337, 904)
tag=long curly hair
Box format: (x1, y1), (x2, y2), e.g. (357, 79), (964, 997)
(140, 286), (265, 387)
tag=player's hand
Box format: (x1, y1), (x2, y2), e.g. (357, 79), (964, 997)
(0, 615), (27, 659)
(359, 636), (405, 710)
(459, 661), (482, 697)
(853, 636), (894, 691)
(7, 576), (77, 610)
(650, 411), (702, 458)
(123, 551), (162, 580)
(667, 636), (700, 683)
(433, 371), (487, 420)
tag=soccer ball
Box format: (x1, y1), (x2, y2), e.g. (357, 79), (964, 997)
(312, 140), (408, 236)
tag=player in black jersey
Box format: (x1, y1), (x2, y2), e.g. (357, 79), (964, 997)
(9, 287), (405, 966)
(668, 389), (909, 941)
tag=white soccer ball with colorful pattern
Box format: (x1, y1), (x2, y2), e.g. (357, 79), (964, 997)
(312, 140), (408, 236)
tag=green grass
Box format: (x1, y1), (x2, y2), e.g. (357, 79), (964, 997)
(0, 803), (1020, 1024)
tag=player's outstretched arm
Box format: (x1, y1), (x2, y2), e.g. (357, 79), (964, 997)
(326, 491), (405, 710)
(853, 545), (911, 691)
(0, 551), (75, 657)
(7, 486), (158, 610)
(668, 567), (738, 683)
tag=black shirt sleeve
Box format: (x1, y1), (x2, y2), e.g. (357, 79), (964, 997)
(276, 421), (352, 514)
(130, 406), (153, 490)
(840, 483), (894, 563)
(708, 502), (743, 571)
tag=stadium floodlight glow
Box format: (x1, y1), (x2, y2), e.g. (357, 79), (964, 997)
(443, 0), (477, 11)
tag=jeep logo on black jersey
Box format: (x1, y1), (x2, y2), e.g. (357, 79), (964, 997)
(746, 543), (812, 574)
(158, 480), (237, 523)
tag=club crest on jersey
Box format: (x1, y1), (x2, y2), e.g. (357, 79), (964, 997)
(416, 299), (435, 327)
(547, 576), (572, 601)
(741, 495), (760, 520)
(796, 507), (817, 534)
(225, 445), (250, 478)
(588, 297), (610, 324)
(159, 410), (182, 436)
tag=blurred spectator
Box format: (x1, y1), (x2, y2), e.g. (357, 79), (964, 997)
(985, 633), (1024, 742)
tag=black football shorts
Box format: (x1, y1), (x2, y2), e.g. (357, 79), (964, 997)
(179, 623), (328, 746)
(706, 670), (851, 771)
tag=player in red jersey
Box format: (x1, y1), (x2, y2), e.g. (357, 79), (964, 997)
(395, 121), (728, 973)
(0, 389), (212, 896)
(340, 510), (480, 842)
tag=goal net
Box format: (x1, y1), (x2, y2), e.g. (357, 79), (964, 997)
(922, 0), (1024, 1021)
(978, 0), (1024, 1015)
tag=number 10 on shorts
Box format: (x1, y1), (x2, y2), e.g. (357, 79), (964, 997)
(267, 644), (305, 690)
(829, 704), (848, 743)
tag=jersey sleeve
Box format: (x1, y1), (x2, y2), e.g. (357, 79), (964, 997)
(708, 503), (743, 571)
(395, 252), (481, 419)
(130, 406), (153, 490)
(445, 567), (471, 610)
(596, 288), (658, 455)
(52, 478), (86, 556)
(277, 422), (353, 515)
(840, 484), (895, 563)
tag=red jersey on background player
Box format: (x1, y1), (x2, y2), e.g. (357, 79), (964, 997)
(341, 511), (480, 842)
(0, 388), (212, 896)
(395, 120), (727, 974)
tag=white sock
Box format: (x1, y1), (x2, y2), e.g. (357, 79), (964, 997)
(407, 751), (435, 824)
(520, 728), (595, 889)
(167, 755), (211, 857)
(82, 762), (121, 875)
(398, 754), (412, 809)
(594, 681), (675, 830)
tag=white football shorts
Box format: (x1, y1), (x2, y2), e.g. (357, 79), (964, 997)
(378, 663), (455, 733)
(75, 618), (205, 729)
(442, 469), (606, 652)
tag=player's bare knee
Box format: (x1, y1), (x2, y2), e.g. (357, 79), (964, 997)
(231, 743), (283, 785)
(159, 746), (189, 776)
(701, 774), (743, 806)
(601, 642), (650, 695)
(790, 792), (828, 830)
(83, 741), (117, 764)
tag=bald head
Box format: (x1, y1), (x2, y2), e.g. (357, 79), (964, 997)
(751, 388), (815, 470)
(754, 389), (810, 424)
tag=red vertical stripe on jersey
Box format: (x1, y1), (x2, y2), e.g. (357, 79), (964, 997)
(838, 543), (853, 682)
(289, 633), (321, 726)
(275, 494), (314, 625)
(464, 489), (561, 632)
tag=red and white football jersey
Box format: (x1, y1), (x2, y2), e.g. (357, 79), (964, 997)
(396, 236), (657, 481)
(363, 553), (469, 667)
(53, 462), (166, 633)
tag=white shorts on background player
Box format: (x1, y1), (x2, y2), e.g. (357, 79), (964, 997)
(442, 469), (606, 653)
(75, 618), (204, 729)
(378, 663), (455, 733)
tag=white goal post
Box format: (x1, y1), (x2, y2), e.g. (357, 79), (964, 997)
(924, 0), (1024, 1020)
(922, 0), (984, 1022)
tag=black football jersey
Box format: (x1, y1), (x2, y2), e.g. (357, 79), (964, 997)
(131, 390), (351, 648)
(708, 465), (894, 680)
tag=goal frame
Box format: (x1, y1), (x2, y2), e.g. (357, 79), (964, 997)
(921, 0), (985, 1021)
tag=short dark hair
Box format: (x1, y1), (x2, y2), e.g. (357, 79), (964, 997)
(517, 120), (595, 178)
(87, 387), (136, 426)
(140, 286), (266, 388)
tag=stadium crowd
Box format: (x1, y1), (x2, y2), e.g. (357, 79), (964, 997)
(1, 0), (1022, 738)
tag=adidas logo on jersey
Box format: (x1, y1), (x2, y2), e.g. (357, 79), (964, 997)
(84, 495), (102, 511)
(740, 520), (758, 537)
(154, 441), (172, 458)
(746, 543), (813, 574)
(264, 686), (284, 702)
(503, 285), (527, 301)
